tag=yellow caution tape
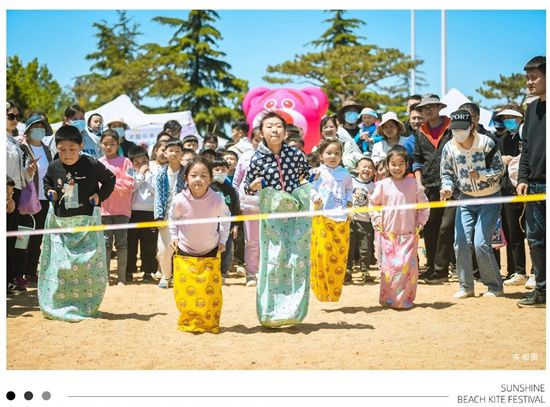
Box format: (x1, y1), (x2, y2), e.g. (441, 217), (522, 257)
(6, 193), (546, 238)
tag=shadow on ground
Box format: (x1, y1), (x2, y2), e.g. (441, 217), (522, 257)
(322, 301), (456, 315)
(221, 321), (375, 335)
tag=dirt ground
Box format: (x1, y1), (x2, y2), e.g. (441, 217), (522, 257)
(6, 245), (546, 370)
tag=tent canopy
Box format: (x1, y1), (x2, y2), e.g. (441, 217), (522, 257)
(45, 95), (198, 148)
(440, 88), (493, 128)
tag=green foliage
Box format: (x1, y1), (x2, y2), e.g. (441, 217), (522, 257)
(476, 73), (526, 107)
(309, 10), (366, 49)
(265, 10), (423, 114)
(144, 10), (248, 135)
(264, 44), (422, 113)
(7, 55), (72, 122)
(73, 10), (146, 110)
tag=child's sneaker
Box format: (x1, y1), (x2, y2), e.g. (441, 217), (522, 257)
(158, 278), (170, 289)
(245, 274), (257, 287)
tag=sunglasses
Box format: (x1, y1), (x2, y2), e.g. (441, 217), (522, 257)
(7, 113), (20, 121)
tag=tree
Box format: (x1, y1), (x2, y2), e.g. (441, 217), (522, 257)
(264, 11), (422, 114)
(144, 10), (248, 135)
(476, 73), (526, 107)
(73, 10), (146, 109)
(264, 44), (422, 114)
(309, 10), (366, 49)
(7, 55), (72, 122)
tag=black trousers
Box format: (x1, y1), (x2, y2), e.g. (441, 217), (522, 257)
(423, 186), (456, 276)
(126, 210), (159, 275)
(6, 188), (21, 285)
(347, 220), (374, 271)
(501, 201), (526, 275)
(14, 199), (49, 278)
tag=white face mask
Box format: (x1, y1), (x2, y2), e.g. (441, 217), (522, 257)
(452, 127), (471, 143)
(213, 173), (227, 184)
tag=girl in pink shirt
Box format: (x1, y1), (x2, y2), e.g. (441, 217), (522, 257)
(369, 145), (429, 309)
(169, 157), (231, 333)
(98, 129), (135, 285)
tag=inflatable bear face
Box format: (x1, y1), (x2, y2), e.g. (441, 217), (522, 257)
(242, 87), (329, 153)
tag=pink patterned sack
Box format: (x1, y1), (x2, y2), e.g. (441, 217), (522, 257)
(378, 232), (419, 309)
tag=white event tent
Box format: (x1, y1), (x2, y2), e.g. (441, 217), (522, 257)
(48, 95), (198, 148)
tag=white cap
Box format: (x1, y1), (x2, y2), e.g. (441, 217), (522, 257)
(495, 109), (523, 118)
(106, 117), (129, 130)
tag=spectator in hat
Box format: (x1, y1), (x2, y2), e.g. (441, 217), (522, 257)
(355, 107), (382, 154)
(491, 108), (507, 137)
(440, 109), (505, 299)
(517, 55), (546, 308)
(15, 113), (55, 284)
(490, 105), (530, 288)
(335, 100), (365, 170)
(106, 117), (137, 158)
(412, 94), (456, 284)
(458, 102), (495, 139)
(371, 112), (410, 165)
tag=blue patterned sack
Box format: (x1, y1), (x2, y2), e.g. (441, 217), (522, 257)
(38, 204), (108, 322)
(256, 183), (312, 327)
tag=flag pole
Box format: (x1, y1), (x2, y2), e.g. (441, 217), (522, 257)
(411, 10), (416, 95)
(441, 9), (447, 97)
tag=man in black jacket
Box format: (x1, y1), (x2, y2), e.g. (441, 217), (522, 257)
(412, 95), (455, 284)
(517, 56), (546, 308)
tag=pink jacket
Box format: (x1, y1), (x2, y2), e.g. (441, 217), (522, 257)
(368, 176), (429, 234)
(99, 156), (135, 217)
(169, 188), (231, 256)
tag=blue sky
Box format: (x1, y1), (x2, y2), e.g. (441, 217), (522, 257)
(6, 9), (546, 110)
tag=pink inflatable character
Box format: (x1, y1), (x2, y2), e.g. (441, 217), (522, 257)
(242, 87), (329, 153)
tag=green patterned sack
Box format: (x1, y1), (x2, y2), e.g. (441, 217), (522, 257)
(38, 205), (108, 322)
(256, 183), (312, 327)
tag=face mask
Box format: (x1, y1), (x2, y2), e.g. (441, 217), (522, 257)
(90, 126), (103, 136)
(452, 128), (471, 143)
(344, 111), (359, 124)
(114, 127), (125, 138)
(213, 173), (227, 184)
(70, 119), (86, 133)
(30, 128), (46, 141)
(503, 119), (519, 132)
